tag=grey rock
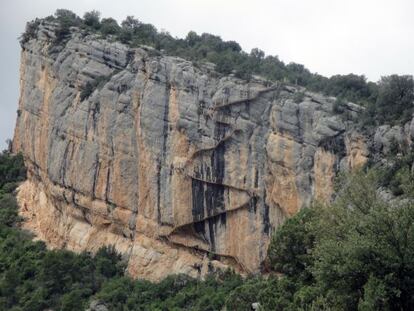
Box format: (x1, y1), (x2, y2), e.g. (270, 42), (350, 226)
(86, 300), (109, 311)
(13, 21), (373, 279)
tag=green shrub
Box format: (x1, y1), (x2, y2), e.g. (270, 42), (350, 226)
(83, 10), (101, 30)
(80, 75), (111, 101)
(363, 75), (414, 126)
(267, 207), (316, 281)
(293, 91), (305, 103)
(100, 18), (121, 36)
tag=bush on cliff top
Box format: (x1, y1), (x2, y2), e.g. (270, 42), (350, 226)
(21, 10), (378, 107)
(20, 10), (414, 128)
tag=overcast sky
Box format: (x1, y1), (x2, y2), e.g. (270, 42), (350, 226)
(1, 0), (414, 150)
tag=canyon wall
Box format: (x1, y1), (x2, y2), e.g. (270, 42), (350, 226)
(13, 22), (368, 281)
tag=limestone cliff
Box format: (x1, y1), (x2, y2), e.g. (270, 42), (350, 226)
(13, 21), (368, 281)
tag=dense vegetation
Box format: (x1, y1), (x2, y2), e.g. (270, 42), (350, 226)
(0, 151), (124, 310)
(362, 75), (414, 126)
(2, 146), (414, 310)
(0, 151), (254, 310)
(266, 169), (414, 310)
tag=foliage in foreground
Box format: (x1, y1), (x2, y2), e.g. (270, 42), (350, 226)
(0, 151), (271, 310)
(267, 169), (414, 310)
(3, 147), (414, 310)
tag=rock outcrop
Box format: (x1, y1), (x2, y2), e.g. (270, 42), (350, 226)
(13, 21), (368, 281)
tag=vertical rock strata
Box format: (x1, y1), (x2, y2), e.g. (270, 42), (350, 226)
(13, 23), (368, 281)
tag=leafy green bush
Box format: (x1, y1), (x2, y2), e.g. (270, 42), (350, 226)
(53, 9), (81, 44)
(364, 75), (414, 126)
(225, 277), (269, 310)
(80, 75), (111, 101)
(83, 10), (101, 30)
(0, 152), (26, 189)
(265, 169), (414, 310)
(293, 91), (305, 103)
(267, 207), (316, 281)
(100, 18), (121, 36)
(19, 19), (41, 45)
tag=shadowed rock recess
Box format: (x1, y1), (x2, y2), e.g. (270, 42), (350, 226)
(13, 21), (369, 281)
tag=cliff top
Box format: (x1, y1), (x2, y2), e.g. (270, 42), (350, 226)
(20, 10), (414, 131)
(20, 9), (378, 108)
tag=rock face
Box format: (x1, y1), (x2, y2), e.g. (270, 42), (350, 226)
(13, 22), (368, 281)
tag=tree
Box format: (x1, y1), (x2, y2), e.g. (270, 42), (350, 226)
(83, 10), (101, 30)
(250, 48), (265, 59)
(267, 207), (316, 281)
(370, 75), (414, 125)
(20, 19), (41, 46)
(186, 31), (200, 47)
(54, 9), (79, 23)
(100, 18), (120, 36)
(95, 246), (124, 278)
(225, 278), (268, 310)
(121, 16), (141, 31)
(310, 170), (414, 310)
(53, 9), (80, 42)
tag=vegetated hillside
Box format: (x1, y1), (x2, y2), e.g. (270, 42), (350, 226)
(3, 147), (414, 309)
(0, 151), (243, 310)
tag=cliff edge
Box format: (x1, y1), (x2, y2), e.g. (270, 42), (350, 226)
(13, 21), (369, 281)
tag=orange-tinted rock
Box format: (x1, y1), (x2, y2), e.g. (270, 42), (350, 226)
(13, 21), (368, 280)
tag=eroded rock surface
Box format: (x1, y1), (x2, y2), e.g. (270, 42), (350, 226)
(13, 21), (368, 280)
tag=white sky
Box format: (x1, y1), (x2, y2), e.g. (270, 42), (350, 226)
(1, 0), (414, 150)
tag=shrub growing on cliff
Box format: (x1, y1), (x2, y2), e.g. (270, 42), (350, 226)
(363, 75), (414, 126)
(19, 18), (41, 46)
(53, 9), (81, 43)
(23, 9), (381, 109)
(80, 75), (111, 101)
(0, 152), (25, 188)
(83, 10), (101, 30)
(100, 18), (121, 36)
